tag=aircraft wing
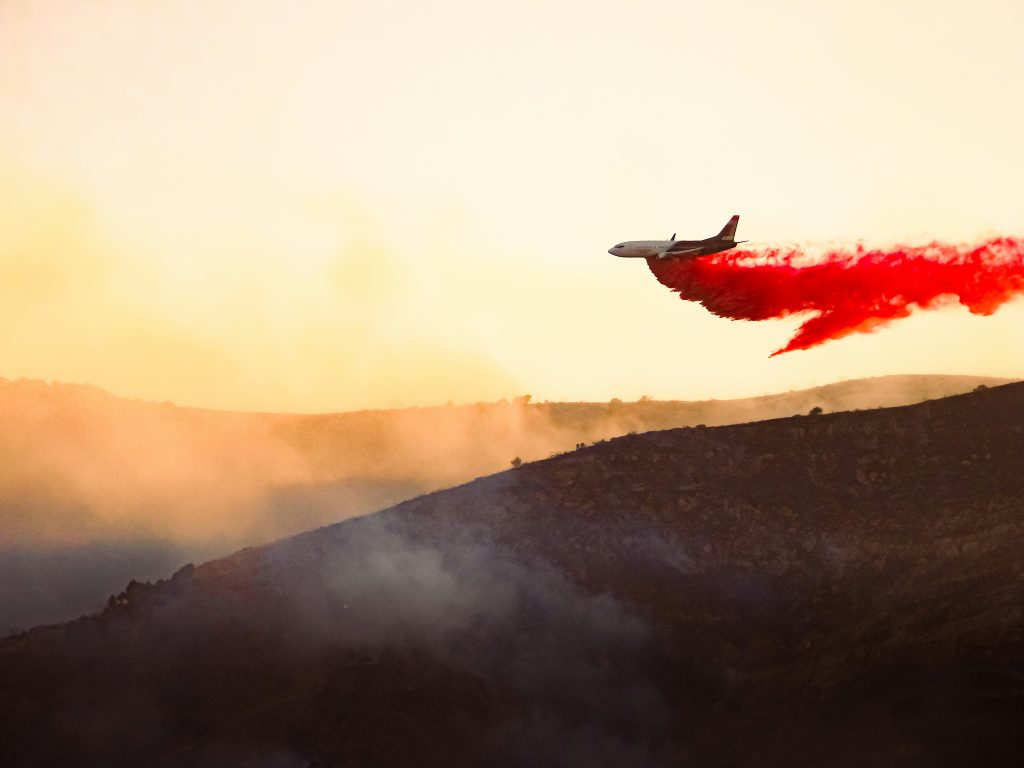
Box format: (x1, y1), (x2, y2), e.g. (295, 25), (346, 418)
(658, 245), (704, 259)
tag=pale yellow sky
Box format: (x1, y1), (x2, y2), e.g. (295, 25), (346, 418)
(2, 0), (1023, 411)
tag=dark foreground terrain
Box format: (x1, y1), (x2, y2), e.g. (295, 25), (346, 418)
(1, 383), (1022, 766)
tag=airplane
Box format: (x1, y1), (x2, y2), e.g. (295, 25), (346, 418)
(608, 215), (745, 260)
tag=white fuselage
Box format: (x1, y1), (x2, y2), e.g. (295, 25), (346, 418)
(608, 216), (742, 261)
(607, 240), (675, 259)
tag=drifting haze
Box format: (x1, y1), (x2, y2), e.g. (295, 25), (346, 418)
(5, 382), (1024, 765)
(2, 374), (1009, 550)
(0, 374), (1010, 630)
(2, 0), (1024, 411)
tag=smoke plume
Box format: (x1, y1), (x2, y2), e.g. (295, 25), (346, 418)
(647, 237), (1024, 354)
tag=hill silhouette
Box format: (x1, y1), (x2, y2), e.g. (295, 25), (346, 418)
(1, 381), (1022, 766)
(2, 373), (1010, 631)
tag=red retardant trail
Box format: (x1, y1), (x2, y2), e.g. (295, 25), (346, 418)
(646, 237), (1024, 355)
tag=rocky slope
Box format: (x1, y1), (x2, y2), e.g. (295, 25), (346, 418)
(1, 382), (1022, 766)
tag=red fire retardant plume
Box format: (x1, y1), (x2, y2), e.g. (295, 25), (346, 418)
(646, 237), (1024, 355)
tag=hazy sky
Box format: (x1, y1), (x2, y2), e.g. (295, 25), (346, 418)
(2, 0), (1023, 411)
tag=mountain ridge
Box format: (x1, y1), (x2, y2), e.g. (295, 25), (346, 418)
(2, 373), (1012, 631)
(3, 380), (1021, 765)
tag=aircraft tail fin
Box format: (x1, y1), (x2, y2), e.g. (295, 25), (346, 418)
(717, 215), (740, 242)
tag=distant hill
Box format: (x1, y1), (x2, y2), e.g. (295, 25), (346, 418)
(1, 381), (1022, 766)
(0, 373), (1013, 631)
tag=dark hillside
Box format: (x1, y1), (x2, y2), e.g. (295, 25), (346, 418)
(2, 373), (1007, 631)
(1, 382), (1022, 766)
